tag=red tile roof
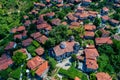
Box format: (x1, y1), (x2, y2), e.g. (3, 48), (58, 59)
(84, 31), (95, 37)
(51, 18), (61, 26)
(100, 29), (110, 37)
(17, 26), (25, 32)
(96, 72), (112, 80)
(14, 34), (22, 39)
(95, 37), (113, 45)
(22, 38), (33, 47)
(35, 61), (49, 76)
(5, 42), (16, 50)
(35, 47), (44, 56)
(27, 56), (49, 76)
(84, 24), (96, 31)
(37, 23), (52, 31)
(67, 13), (78, 21)
(101, 15), (109, 21)
(84, 48), (99, 60)
(46, 12), (55, 17)
(74, 77), (81, 80)
(31, 32), (42, 39)
(86, 59), (98, 70)
(36, 35), (48, 44)
(0, 54), (13, 70)
(53, 41), (76, 56)
(77, 7), (85, 12)
(102, 7), (109, 12)
(27, 56), (45, 70)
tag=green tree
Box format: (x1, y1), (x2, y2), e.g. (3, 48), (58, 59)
(12, 52), (27, 66)
(93, 17), (101, 27)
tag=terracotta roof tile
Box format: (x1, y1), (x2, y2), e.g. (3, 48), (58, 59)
(96, 72), (112, 80)
(51, 19), (61, 26)
(84, 48), (99, 60)
(17, 26), (25, 32)
(95, 37), (113, 45)
(84, 24), (96, 31)
(53, 41), (76, 56)
(5, 42), (16, 50)
(35, 47), (44, 56)
(102, 7), (109, 12)
(0, 54), (13, 70)
(86, 59), (98, 70)
(84, 31), (95, 37)
(31, 32), (42, 39)
(36, 35), (48, 44)
(101, 15), (109, 21)
(27, 56), (45, 70)
(14, 34), (22, 39)
(35, 61), (48, 76)
(22, 38), (33, 47)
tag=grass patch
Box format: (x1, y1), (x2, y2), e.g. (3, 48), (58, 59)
(59, 66), (88, 80)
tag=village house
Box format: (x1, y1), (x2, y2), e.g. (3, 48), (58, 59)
(109, 19), (119, 26)
(88, 11), (98, 20)
(96, 72), (112, 80)
(83, 48), (99, 72)
(95, 37), (113, 45)
(37, 23), (52, 32)
(74, 12), (88, 20)
(51, 18), (61, 26)
(14, 34), (22, 40)
(45, 12), (55, 18)
(16, 26), (26, 32)
(35, 47), (45, 56)
(0, 54), (13, 71)
(76, 7), (85, 13)
(101, 7), (109, 15)
(51, 39), (80, 61)
(100, 28), (110, 37)
(36, 35), (48, 44)
(101, 15), (109, 23)
(85, 59), (98, 72)
(82, 0), (92, 6)
(67, 13), (78, 22)
(5, 42), (17, 51)
(84, 31), (95, 39)
(22, 38), (33, 47)
(31, 32), (42, 39)
(84, 24), (96, 31)
(69, 22), (80, 29)
(27, 56), (49, 79)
